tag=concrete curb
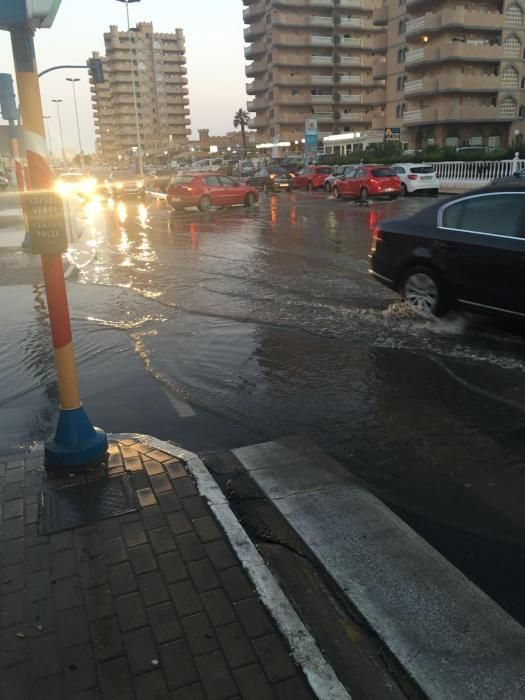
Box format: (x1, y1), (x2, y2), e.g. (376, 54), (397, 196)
(113, 433), (351, 700)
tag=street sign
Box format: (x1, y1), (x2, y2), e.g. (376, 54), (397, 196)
(26, 191), (68, 254)
(0, 0), (62, 30)
(384, 127), (401, 142)
(305, 118), (318, 164)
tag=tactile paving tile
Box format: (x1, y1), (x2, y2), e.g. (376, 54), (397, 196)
(38, 475), (137, 535)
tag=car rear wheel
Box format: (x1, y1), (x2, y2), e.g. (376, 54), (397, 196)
(307, 181), (314, 191)
(401, 183), (408, 197)
(332, 186), (341, 200)
(359, 187), (369, 203)
(198, 195), (212, 212)
(244, 192), (256, 207)
(402, 266), (447, 317)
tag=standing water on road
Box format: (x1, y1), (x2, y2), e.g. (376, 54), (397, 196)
(2, 191), (525, 622)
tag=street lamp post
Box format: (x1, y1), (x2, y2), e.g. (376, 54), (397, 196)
(43, 115), (53, 156)
(52, 98), (66, 162)
(65, 77), (82, 156)
(116, 0), (143, 178)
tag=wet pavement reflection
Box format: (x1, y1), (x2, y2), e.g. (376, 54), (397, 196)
(2, 190), (525, 622)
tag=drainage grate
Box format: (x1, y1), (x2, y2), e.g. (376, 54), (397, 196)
(38, 475), (137, 535)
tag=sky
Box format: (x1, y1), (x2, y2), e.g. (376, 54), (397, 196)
(0, 0), (248, 155)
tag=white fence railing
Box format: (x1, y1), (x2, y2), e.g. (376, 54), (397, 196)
(430, 156), (525, 190)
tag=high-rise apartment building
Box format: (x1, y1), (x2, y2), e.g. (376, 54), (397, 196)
(373, 0), (525, 149)
(90, 22), (190, 162)
(245, 1), (525, 151)
(243, 0), (385, 145)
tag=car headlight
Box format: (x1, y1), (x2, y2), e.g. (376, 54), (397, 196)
(115, 182), (124, 190)
(55, 182), (69, 196)
(270, 174), (276, 179)
(81, 178), (97, 194)
(136, 180), (144, 188)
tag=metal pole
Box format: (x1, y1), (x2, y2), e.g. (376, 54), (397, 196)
(124, 0), (143, 178)
(10, 24), (107, 471)
(52, 99), (66, 162)
(67, 78), (82, 154)
(43, 115), (53, 156)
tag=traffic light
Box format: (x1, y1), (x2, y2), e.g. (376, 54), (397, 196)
(88, 58), (104, 84)
(0, 73), (18, 121)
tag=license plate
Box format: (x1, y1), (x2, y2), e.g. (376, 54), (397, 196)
(420, 176), (432, 181)
(384, 187), (394, 192)
(279, 183), (288, 188)
(171, 197), (181, 202)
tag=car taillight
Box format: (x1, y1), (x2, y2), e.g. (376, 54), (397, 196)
(408, 174), (418, 180)
(372, 226), (383, 242)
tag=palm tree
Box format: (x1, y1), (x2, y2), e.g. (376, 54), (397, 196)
(233, 108), (250, 155)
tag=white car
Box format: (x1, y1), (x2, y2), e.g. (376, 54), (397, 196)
(391, 163), (440, 196)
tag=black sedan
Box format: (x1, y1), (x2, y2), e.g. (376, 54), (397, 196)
(246, 166), (294, 193)
(369, 181), (525, 318)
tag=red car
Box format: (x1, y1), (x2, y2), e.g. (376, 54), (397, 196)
(332, 165), (401, 202)
(294, 165), (333, 190)
(167, 173), (259, 212)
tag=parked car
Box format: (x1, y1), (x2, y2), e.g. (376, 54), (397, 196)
(324, 165), (356, 193)
(0, 174), (9, 190)
(106, 170), (145, 199)
(369, 182), (525, 318)
(246, 166), (294, 192)
(294, 165), (333, 190)
(167, 173), (258, 212)
(190, 158), (224, 173)
(391, 163), (440, 196)
(233, 161), (256, 178)
(332, 165), (401, 202)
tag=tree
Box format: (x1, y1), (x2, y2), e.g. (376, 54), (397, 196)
(233, 108), (250, 155)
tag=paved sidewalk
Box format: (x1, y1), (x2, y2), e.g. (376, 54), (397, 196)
(0, 438), (314, 700)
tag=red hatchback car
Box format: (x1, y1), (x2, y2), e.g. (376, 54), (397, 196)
(332, 165), (401, 202)
(167, 173), (258, 212)
(294, 165), (333, 190)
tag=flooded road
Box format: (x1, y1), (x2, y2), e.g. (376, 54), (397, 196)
(2, 190), (525, 622)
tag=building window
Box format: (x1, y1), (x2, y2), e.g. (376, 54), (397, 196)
(397, 48), (403, 63)
(291, 88), (298, 95)
(504, 34), (521, 58)
(502, 65), (519, 88)
(500, 94), (518, 116)
(507, 4), (524, 27)
(398, 19), (405, 34)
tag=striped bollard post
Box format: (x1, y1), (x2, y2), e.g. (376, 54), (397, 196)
(10, 25), (107, 472)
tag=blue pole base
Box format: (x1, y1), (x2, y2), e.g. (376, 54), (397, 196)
(45, 405), (108, 473)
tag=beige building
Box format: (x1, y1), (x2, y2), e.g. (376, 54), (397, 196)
(374, 0), (525, 149)
(90, 22), (190, 163)
(243, 0), (385, 145)
(244, 1), (525, 151)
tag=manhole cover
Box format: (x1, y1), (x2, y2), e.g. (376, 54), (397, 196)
(38, 475), (137, 535)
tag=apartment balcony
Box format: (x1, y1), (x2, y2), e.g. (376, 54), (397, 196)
(338, 0), (363, 8)
(372, 5), (388, 26)
(372, 58), (387, 79)
(337, 93), (362, 104)
(310, 55), (335, 65)
(406, 9), (503, 38)
(246, 62), (267, 77)
(339, 37), (363, 48)
(337, 112), (365, 122)
(337, 56), (364, 67)
(271, 12), (333, 29)
(312, 93), (334, 103)
(244, 20), (265, 42)
(312, 36), (335, 47)
(405, 42), (502, 69)
(403, 105), (512, 125)
(274, 73), (334, 87)
(243, 3), (265, 23)
(405, 74), (501, 95)
(244, 41), (267, 59)
(248, 116), (268, 129)
(247, 98), (269, 111)
(246, 80), (267, 95)
(338, 75), (362, 85)
(372, 32), (387, 52)
(312, 111), (335, 122)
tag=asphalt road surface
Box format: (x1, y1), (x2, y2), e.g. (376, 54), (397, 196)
(2, 189), (525, 624)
